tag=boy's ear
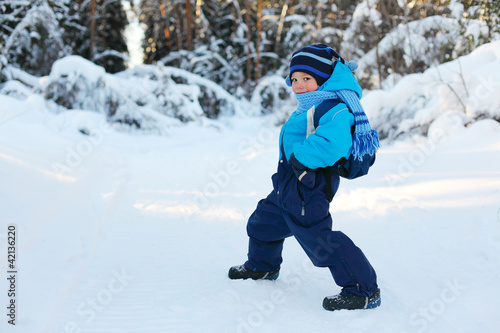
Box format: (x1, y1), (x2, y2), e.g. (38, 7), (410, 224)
(285, 75), (292, 87)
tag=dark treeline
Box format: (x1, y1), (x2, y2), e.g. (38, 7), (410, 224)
(1, 0), (498, 94)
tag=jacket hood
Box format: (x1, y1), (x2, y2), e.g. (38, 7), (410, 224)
(318, 61), (362, 98)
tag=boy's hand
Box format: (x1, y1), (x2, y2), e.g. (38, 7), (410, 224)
(289, 154), (316, 189)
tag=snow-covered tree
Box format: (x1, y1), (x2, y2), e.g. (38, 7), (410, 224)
(166, 0), (245, 94)
(40, 55), (257, 131)
(0, 0), (71, 77)
(139, 0), (172, 64)
(343, 0), (497, 90)
(458, 0), (500, 55)
(0, 0), (128, 77)
(68, 0), (129, 73)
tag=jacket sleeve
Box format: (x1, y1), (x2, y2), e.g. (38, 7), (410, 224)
(291, 104), (354, 169)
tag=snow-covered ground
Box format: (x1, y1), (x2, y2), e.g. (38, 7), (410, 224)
(1, 42), (500, 333)
(1, 100), (500, 333)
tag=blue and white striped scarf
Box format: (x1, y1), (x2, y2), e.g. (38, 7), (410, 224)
(295, 90), (380, 161)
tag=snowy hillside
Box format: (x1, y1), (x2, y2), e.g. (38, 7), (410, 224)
(1, 42), (500, 333)
(362, 41), (500, 140)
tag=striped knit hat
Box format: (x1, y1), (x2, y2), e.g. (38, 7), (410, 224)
(285, 44), (344, 87)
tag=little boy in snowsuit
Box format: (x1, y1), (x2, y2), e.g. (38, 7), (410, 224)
(229, 44), (381, 311)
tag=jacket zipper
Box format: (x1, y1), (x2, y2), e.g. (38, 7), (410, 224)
(296, 181), (306, 216)
(341, 261), (368, 296)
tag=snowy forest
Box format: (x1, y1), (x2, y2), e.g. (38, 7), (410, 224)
(1, 0), (499, 137)
(2, 1), (500, 332)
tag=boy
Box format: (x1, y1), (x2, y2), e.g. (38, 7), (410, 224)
(228, 44), (381, 311)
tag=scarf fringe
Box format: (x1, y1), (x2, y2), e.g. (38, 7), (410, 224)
(352, 129), (381, 161)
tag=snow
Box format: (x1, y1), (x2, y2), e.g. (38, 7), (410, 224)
(342, 0), (382, 51)
(356, 16), (461, 73)
(352, 0), (382, 27)
(3, 2), (66, 57)
(1, 42), (500, 333)
(351, 13), (493, 90)
(362, 40), (500, 140)
(48, 56), (106, 83)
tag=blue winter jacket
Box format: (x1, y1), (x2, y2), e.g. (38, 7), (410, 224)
(280, 62), (361, 169)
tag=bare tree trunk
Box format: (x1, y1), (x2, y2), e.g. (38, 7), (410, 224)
(172, 3), (183, 51)
(274, 0), (289, 70)
(185, 0), (193, 51)
(484, 0), (493, 40)
(90, 0), (97, 60)
(245, 0), (252, 82)
(315, 0), (322, 32)
(255, 0), (262, 80)
(375, 44), (382, 89)
(276, 1), (288, 45)
(159, 0), (172, 50)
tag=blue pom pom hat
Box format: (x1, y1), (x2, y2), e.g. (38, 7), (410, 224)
(285, 44), (359, 87)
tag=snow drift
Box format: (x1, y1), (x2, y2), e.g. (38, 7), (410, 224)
(0, 41), (500, 333)
(362, 40), (500, 140)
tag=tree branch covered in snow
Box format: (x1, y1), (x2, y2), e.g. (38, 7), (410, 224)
(362, 41), (500, 141)
(355, 15), (490, 89)
(12, 55), (258, 135)
(1, 0), (499, 139)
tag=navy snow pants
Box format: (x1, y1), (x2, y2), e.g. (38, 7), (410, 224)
(244, 161), (378, 297)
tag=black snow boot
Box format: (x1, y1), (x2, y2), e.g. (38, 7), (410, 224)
(228, 264), (280, 281)
(323, 288), (381, 311)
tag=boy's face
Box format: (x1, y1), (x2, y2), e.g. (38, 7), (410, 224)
(290, 71), (319, 94)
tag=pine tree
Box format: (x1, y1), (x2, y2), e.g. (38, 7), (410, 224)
(463, 0), (500, 40)
(140, 0), (199, 65)
(140, 0), (174, 64)
(69, 0), (129, 73)
(0, 0), (71, 76)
